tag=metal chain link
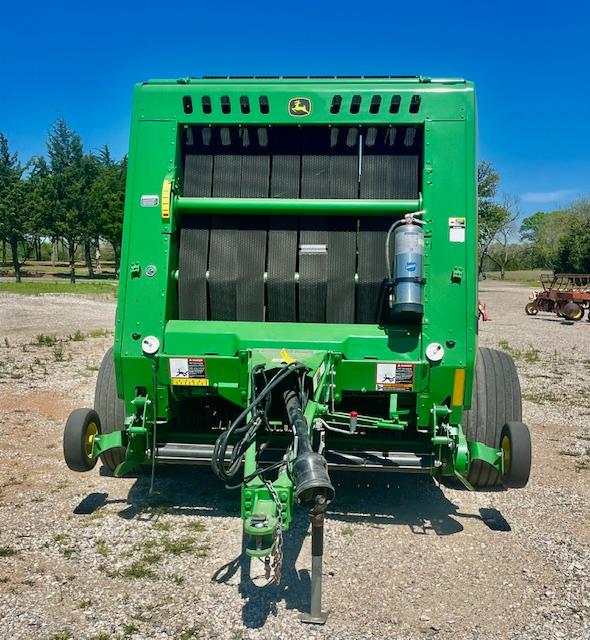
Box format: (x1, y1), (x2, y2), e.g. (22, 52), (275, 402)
(264, 478), (284, 584)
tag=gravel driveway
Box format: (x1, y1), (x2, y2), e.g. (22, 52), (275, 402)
(0, 284), (588, 640)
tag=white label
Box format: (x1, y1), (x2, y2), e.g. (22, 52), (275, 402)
(169, 358), (189, 378)
(449, 217), (466, 243)
(376, 362), (414, 391)
(450, 227), (465, 243)
(141, 195), (160, 207)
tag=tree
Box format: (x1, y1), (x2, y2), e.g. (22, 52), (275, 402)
(0, 133), (30, 282)
(485, 194), (520, 279)
(46, 118), (98, 283)
(554, 200), (590, 273)
(91, 150), (126, 275)
(477, 160), (508, 277)
(520, 209), (577, 270)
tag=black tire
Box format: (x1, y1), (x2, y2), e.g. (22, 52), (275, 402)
(463, 348), (522, 487)
(562, 302), (584, 321)
(94, 347), (126, 471)
(63, 408), (101, 472)
(500, 421), (532, 488)
(525, 302), (538, 316)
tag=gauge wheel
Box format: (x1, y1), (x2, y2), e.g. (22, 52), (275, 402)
(500, 421), (532, 488)
(63, 408), (101, 472)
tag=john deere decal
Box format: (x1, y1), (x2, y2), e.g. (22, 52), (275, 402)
(288, 97), (312, 117)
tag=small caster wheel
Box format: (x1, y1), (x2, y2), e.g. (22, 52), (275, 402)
(63, 408), (101, 472)
(500, 421), (532, 488)
(525, 302), (538, 316)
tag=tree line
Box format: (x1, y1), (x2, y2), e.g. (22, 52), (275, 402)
(0, 119), (126, 282)
(1, 128), (588, 282)
(477, 161), (589, 277)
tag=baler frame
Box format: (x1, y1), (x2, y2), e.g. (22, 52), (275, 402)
(63, 76), (532, 623)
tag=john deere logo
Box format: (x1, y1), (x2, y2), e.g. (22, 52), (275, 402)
(288, 97), (312, 117)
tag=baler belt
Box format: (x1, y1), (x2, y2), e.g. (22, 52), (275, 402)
(299, 218), (328, 322)
(240, 127), (270, 197)
(181, 125), (422, 199)
(178, 217), (210, 320)
(356, 217), (390, 323)
(235, 217), (266, 321)
(329, 127), (359, 199)
(361, 126), (421, 200)
(300, 128), (330, 199)
(183, 127), (214, 197)
(269, 127), (301, 198)
(208, 216), (238, 320)
(326, 218), (357, 323)
(267, 217), (298, 321)
(178, 216), (391, 324)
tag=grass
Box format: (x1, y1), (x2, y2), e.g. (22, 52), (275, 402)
(123, 624), (139, 636)
(88, 328), (112, 338)
(523, 391), (559, 405)
(185, 521), (206, 533)
(152, 521), (172, 532)
(53, 343), (66, 361)
(33, 333), (58, 347)
(95, 540), (109, 556)
(341, 526), (353, 536)
(498, 340), (540, 363)
(484, 270), (544, 288)
(118, 560), (156, 579)
(162, 538), (195, 556)
(70, 329), (85, 341)
(0, 281), (117, 297)
(0, 546), (17, 557)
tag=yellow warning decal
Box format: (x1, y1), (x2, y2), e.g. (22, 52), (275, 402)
(171, 378), (209, 387)
(161, 178), (172, 219)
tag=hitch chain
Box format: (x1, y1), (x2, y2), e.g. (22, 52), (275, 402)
(264, 479), (284, 585)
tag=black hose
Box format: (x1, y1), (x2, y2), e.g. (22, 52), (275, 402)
(211, 363), (308, 485)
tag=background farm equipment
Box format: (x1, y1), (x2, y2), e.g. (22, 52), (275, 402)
(526, 273), (590, 321)
(63, 76), (532, 622)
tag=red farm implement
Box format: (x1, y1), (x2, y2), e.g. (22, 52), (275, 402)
(526, 273), (590, 321)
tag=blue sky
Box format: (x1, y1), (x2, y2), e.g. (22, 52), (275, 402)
(1, 0), (588, 219)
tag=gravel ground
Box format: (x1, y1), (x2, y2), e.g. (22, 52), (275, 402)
(0, 284), (589, 640)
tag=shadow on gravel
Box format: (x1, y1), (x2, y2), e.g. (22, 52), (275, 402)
(329, 472), (465, 535)
(73, 465), (512, 628)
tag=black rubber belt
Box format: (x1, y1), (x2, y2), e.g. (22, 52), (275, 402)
(356, 217), (390, 323)
(236, 216), (266, 321)
(326, 217), (357, 323)
(361, 127), (420, 199)
(178, 217), (210, 320)
(241, 127), (270, 197)
(267, 216), (298, 321)
(329, 127), (359, 198)
(182, 126), (213, 197)
(270, 127), (301, 198)
(212, 127), (242, 197)
(208, 216), (238, 320)
(300, 127), (330, 198)
(299, 217), (327, 322)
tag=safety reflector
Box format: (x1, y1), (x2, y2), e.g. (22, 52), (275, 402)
(161, 179), (172, 219)
(452, 369), (466, 406)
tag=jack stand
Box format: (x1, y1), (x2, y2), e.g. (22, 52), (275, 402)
(301, 496), (329, 625)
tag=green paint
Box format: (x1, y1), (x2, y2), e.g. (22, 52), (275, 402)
(76, 76), (506, 556)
